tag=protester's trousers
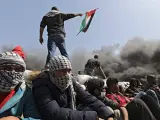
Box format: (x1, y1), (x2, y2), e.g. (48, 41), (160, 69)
(146, 89), (159, 105)
(126, 98), (156, 120)
(140, 94), (160, 120)
(45, 34), (69, 66)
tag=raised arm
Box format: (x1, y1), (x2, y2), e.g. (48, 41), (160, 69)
(61, 13), (83, 21)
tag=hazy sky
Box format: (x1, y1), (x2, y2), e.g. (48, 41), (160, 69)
(1, 0), (160, 55)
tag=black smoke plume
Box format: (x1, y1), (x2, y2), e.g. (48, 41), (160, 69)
(1, 37), (160, 81)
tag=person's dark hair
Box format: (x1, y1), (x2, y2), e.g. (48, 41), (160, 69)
(78, 71), (81, 74)
(147, 75), (157, 85)
(129, 78), (136, 86)
(107, 77), (118, 88)
(86, 78), (104, 94)
(51, 6), (59, 11)
(94, 55), (98, 59)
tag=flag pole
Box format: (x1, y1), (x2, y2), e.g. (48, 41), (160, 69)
(76, 31), (81, 36)
(99, 66), (107, 79)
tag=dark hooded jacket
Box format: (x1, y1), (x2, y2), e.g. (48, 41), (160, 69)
(32, 71), (114, 120)
(40, 10), (77, 36)
(85, 59), (100, 69)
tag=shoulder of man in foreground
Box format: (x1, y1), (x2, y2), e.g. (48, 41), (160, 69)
(32, 71), (50, 86)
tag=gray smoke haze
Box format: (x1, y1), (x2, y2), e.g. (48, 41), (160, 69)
(25, 49), (46, 70)
(70, 48), (92, 74)
(71, 37), (160, 81)
(1, 37), (160, 81)
(0, 45), (46, 70)
(1, 45), (14, 52)
(93, 37), (160, 81)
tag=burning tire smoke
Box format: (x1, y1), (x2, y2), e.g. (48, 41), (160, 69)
(1, 37), (160, 81)
(71, 37), (160, 81)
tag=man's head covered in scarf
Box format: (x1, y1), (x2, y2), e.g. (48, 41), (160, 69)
(49, 55), (72, 91)
(0, 52), (26, 92)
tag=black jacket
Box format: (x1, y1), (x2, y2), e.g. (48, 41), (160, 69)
(32, 72), (114, 120)
(40, 10), (76, 36)
(85, 59), (100, 69)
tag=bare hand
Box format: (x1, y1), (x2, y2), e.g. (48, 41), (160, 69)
(98, 117), (113, 120)
(121, 104), (127, 107)
(120, 107), (129, 120)
(0, 116), (20, 120)
(107, 117), (114, 120)
(78, 13), (83, 17)
(39, 38), (44, 44)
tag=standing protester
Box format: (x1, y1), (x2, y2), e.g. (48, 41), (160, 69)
(84, 55), (100, 76)
(39, 6), (83, 69)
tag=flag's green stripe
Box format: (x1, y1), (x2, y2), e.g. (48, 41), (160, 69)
(79, 14), (88, 32)
(78, 10), (94, 33)
(82, 13), (95, 32)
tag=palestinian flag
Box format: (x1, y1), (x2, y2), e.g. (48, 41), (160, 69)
(77, 8), (98, 36)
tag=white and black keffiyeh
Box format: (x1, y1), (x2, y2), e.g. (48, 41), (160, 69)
(0, 52), (26, 92)
(49, 55), (72, 72)
(50, 73), (72, 91)
(49, 55), (76, 110)
(49, 55), (72, 91)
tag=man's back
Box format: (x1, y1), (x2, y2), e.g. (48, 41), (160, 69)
(40, 10), (77, 36)
(39, 7), (83, 68)
(85, 58), (100, 69)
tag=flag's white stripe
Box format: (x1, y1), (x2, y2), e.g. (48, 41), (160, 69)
(85, 16), (91, 26)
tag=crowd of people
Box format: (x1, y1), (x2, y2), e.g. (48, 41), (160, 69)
(0, 45), (160, 120)
(1, 6), (160, 120)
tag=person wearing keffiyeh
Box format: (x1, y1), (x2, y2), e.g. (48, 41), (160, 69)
(0, 52), (41, 120)
(32, 55), (115, 120)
